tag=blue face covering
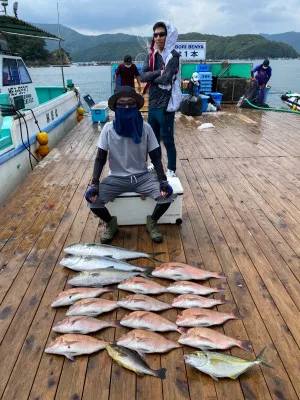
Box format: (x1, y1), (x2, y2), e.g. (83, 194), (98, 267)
(113, 107), (144, 144)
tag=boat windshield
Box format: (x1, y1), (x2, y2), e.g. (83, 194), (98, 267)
(2, 58), (32, 86)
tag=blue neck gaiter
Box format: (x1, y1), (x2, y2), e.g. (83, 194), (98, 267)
(113, 107), (144, 144)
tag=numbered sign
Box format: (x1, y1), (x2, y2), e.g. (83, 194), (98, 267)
(175, 41), (206, 60)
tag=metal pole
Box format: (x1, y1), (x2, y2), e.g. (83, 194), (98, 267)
(57, 1), (65, 89)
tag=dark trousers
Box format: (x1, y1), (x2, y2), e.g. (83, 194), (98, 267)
(148, 107), (176, 172)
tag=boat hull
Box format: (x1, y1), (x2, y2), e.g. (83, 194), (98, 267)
(281, 93), (300, 111)
(0, 90), (78, 204)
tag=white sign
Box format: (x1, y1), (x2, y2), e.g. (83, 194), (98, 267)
(175, 41), (206, 60)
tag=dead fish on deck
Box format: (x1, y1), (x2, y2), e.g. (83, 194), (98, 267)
(117, 294), (172, 312)
(118, 277), (167, 294)
(152, 262), (226, 281)
(60, 255), (152, 272)
(51, 287), (112, 307)
(117, 329), (181, 354)
(44, 334), (109, 361)
(68, 269), (151, 287)
(172, 294), (230, 309)
(184, 347), (271, 381)
(179, 327), (252, 351)
(106, 344), (167, 379)
(53, 316), (120, 334)
(167, 281), (225, 296)
(176, 308), (242, 327)
(64, 243), (165, 261)
(66, 298), (118, 317)
(120, 311), (182, 333)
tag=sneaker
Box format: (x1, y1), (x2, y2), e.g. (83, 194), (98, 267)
(100, 216), (118, 244)
(146, 215), (163, 243)
(147, 163), (155, 172)
(166, 169), (176, 178)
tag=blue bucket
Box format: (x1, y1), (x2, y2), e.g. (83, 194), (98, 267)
(258, 86), (271, 103)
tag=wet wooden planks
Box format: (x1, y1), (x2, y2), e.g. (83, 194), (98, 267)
(0, 107), (300, 399)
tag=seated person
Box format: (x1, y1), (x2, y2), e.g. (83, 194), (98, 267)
(85, 86), (173, 244)
(187, 72), (201, 95)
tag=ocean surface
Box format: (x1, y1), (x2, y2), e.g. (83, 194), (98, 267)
(29, 59), (300, 108)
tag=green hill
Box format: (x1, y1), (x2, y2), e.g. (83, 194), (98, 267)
(260, 32), (300, 53)
(32, 23), (299, 61)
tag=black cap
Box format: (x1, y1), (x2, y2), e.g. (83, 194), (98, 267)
(263, 59), (270, 66)
(108, 86), (144, 111)
(124, 55), (132, 63)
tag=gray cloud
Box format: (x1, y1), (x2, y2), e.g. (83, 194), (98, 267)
(6, 0), (300, 35)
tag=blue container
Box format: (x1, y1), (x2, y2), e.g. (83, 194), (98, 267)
(200, 94), (209, 112)
(258, 86), (271, 102)
(198, 72), (212, 80)
(91, 101), (109, 123)
(196, 64), (211, 72)
(199, 85), (213, 92)
(205, 92), (223, 104)
(181, 94), (209, 112)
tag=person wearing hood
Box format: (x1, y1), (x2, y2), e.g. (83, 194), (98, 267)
(140, 20), (181, 179)
(251, 59), (272, 104)
(85, 86), (174, 244)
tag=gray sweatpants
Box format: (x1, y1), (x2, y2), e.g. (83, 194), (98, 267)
(89, 171), (174, 209)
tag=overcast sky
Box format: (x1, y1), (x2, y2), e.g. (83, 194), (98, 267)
(11, 0), (300, 36)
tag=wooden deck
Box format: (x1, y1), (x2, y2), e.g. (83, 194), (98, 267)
(1, 107), (300, 400)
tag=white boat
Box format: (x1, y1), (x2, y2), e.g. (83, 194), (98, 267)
(281, 92), (300, 111)
(0, 14), (79, 204)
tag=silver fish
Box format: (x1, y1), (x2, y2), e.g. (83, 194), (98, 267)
(106, 344), (167, 379)
(64, 243), (165, 261)
(53, 316), (120, 334)
(184, 347), (272, 381)
(68, 268), (151, 287)
(60, 255), (152, 272)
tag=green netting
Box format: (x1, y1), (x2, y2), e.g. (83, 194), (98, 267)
(0, 16), (61, 40)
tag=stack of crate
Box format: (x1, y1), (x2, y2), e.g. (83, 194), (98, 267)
(198, 72), (213, 93)
(135, 79), (148, 113)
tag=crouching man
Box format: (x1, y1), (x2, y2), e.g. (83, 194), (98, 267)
(85, 86), (173, 244)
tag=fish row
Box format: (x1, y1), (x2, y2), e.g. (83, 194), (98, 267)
(54, 294), (233, 316)
(45, 335), (167, 379)
(62, 254), (226, 282)
(45, 333), (269, 381)
(52, 313), (250, 352)
(51, 278), (228, 311)
(67, 268), (226, 288)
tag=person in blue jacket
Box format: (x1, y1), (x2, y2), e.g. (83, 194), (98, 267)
(251, 59), (272, 104)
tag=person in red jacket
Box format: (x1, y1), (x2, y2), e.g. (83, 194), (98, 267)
(114, 55), (142, 93)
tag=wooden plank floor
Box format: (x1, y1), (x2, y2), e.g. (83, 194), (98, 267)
(1, 107), (300, 400)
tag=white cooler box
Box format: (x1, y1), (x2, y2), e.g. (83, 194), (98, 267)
(106, 177), (183, 225)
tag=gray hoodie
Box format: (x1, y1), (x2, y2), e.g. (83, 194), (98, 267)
(140, 20), (180, 109)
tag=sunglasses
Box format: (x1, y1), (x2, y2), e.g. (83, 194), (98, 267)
(153, 32), (166, 38)
(116, 99), (137, 108)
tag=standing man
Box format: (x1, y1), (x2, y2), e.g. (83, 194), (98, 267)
(85, 86), (173, 244)
(140, 20), (181, 179)
(114, 55), (142, 93)
(251, 59), (272, 104)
